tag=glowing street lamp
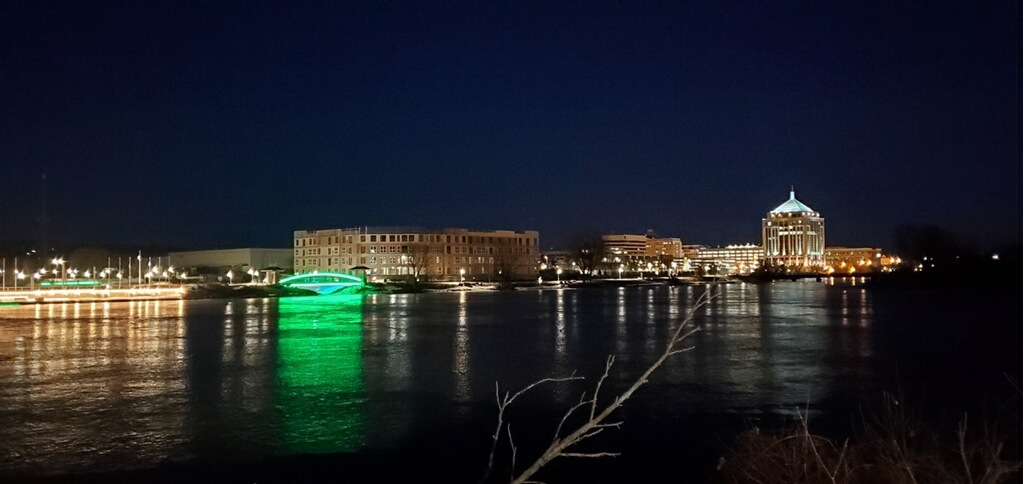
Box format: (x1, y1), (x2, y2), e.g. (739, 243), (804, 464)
(51, 257), (66, 284)
(459, 268), (465, 285)
(226, 270), (234, 285)
(556, 267), (562, 284)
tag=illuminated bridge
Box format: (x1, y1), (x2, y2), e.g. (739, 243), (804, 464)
(279, 271), (366, 295)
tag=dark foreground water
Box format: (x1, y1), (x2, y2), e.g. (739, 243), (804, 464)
(0, 281), (1019, 482)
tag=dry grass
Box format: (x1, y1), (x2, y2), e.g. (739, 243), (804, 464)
(716, 394), (1021, 484)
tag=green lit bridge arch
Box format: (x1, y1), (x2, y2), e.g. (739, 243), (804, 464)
(279, 271), (366, 295)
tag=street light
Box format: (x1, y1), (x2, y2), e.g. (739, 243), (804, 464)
(226, 270), (234, 285)
(556, 267), (562, 284)
(459, 268), (465, 285)
(51, 257), (65, 285)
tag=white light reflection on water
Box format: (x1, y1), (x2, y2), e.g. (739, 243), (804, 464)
(555, 288), (567, 357)
(0, 299), (193, 475)
(615, 287), (627, 355)
(453, 291), (470, 401)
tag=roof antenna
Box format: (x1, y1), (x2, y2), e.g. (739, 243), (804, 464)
(789, 185), (795, 199)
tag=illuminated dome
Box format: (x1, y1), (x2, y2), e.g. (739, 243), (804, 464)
(770, 190), (816, 214)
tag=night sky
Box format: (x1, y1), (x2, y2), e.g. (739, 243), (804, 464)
(2, 1), (1020, 251)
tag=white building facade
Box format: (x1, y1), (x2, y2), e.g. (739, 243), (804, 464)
(761, 190), (825, 269)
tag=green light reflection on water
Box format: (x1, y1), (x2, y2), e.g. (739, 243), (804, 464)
(276, 294), (365, 454)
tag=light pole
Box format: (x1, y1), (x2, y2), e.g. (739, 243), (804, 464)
(15, 270), (25, 289)
(556, 267), (562, 284)
(459, 268), (465, 286)
(51, 257), (65, 287)
(226, 270), (234, 285)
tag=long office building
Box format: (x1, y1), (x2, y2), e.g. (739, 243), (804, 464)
(602, 232), (683, 260)
(762, 190), (825, 268)
(691, 244), (764, 275)
(169, 248), (294, 272)
(293, 226), (540, 281)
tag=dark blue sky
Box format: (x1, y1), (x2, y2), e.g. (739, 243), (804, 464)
(1, 1), (1020, 250)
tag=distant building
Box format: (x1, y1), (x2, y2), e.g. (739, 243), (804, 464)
(679, 244), (704, 261)
(692, 244), (764, 275)
(825, 247), (900, 273)
(293, 226), (540, 281)
(762, 190), (825, 268)
(540, 251), (573, 271)
(602, 234), (648, 259)
(645, 236), (683, 259)
(169, 248), (294, 273)
(602, 232), (685, 274)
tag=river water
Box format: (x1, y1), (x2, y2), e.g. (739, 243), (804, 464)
(0, 281), (1018, 481)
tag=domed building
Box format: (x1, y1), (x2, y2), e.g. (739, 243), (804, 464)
(761, 189), (825, 269)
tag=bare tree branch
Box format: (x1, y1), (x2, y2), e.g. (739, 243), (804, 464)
(560, 452), (621, 459)
(590, 356), (614, 420)
(500, 284), (719, 484)
(479, 375), (583, 484)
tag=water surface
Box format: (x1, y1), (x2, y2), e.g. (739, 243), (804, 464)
(0, 281), (1017, 480)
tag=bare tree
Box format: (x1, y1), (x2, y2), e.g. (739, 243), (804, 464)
(567, 233), (605, 280)
(481, 285), (719, 483)
(494, 249), (517, 290)
(405, 243), (432, 283)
